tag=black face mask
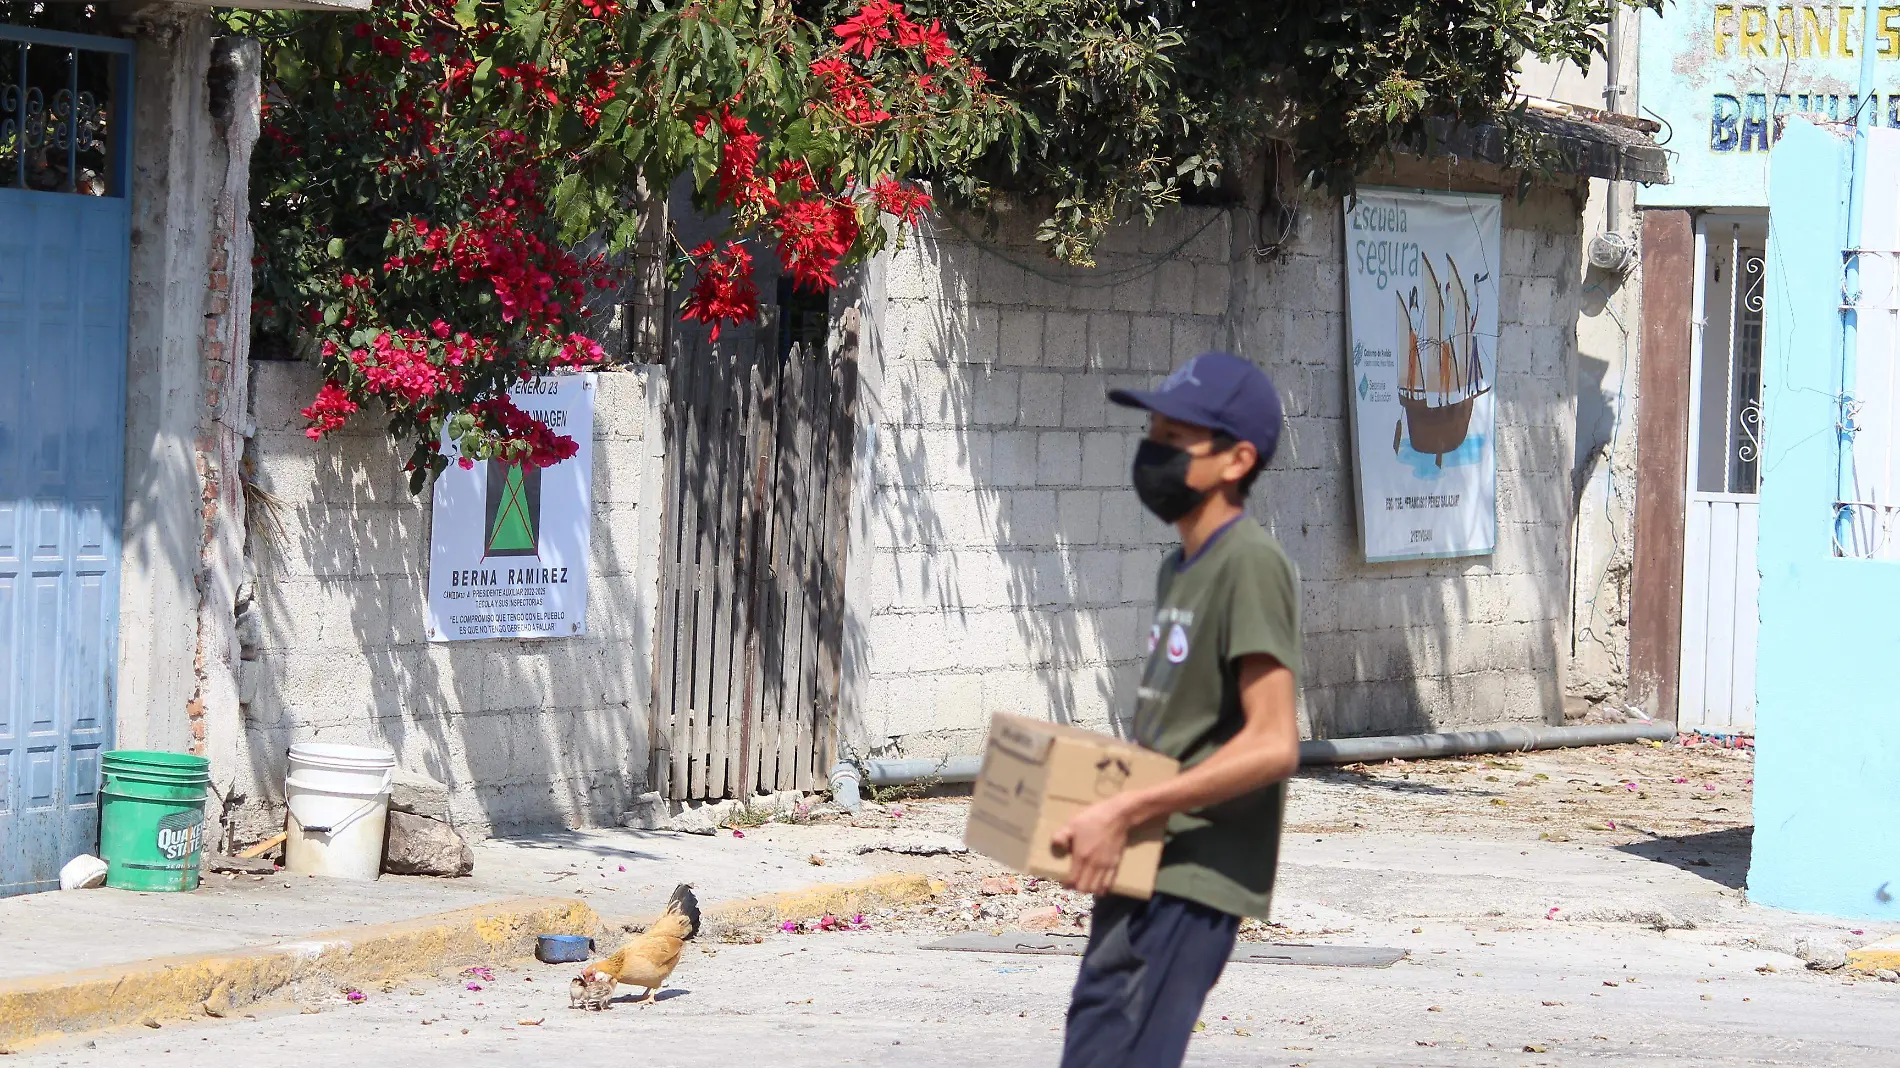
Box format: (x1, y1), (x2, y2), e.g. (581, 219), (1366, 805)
(1131, 440), (1209, 523)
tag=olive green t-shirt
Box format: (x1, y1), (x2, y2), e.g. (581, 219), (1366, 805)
(1132, 516), (1301, 919)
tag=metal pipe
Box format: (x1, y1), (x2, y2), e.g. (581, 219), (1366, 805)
(1295, 720), (1676, 765)
(830, 721), (1679, 809)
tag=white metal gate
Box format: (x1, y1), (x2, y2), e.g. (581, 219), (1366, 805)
(1679, 215), (1765, 731)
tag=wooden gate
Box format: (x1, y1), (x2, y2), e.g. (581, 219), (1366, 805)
(649, 308), (858, 800)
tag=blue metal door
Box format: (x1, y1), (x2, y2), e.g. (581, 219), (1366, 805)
(0, 25), (133, 896)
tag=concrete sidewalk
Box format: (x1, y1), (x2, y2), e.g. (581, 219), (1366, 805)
(0, 817), (951, 1050)
(0, 820), (900, 985)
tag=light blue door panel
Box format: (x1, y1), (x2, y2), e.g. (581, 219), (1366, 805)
(0, 188), (130, 896)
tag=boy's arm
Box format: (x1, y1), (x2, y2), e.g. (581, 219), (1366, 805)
(1052, 654), (1299, 896)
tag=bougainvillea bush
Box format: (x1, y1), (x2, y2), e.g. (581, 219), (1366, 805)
(235, 0), (1649, 486)
(236, 0), (1010, 488)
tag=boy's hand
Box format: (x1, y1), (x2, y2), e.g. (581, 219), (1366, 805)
(1052, 796), (1136, 896)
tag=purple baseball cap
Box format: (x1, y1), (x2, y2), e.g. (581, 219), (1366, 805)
(1108, 352), (1283, 464)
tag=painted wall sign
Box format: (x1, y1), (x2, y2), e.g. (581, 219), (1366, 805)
(427, 373), (595, 641)
(1342, 188), (1502, 562)
(1639, 2), (1900, 207)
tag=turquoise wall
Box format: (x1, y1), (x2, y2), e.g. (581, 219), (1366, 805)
(1749, 117), (1900, 919)
(1638, 2), (1900, 208)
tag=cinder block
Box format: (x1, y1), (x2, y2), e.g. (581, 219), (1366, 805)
(1192, 262), (1231, 316)
(1062, 373), (1109, 429)
(874, 427), (924, 487)
(1180, 211), (1234, 263)
(1087, 313), (1132, 371)
(999, 308), (1046, 367)
(1120, 548), (1158, 603)
(976, 260), (1032, 307)
(1171, 318), (1218, 362)
(594, 374), (651, 441)
(1056, 489), (1103, 545)
(970, 368), (1021, 426)
(1113, 274), (1156, 315)
(1071, 548), (1124, 606)
(889, 362), (956, 427)
(1096, 604), (1145, 663)
(1080, 430), (1133, 488)
(1036, 431), (1083, 486)
(985, 429), (1040, 488)
(924, 427), (986, 489)
(1043, 312), (1089, 368)
(1099, 488), (1151, 545)
(1130, 316), (1173, 371)
(1004, 489), (1059, 545)
(948, 302), (1003, 365)
(1153, 261), (1197, 315)
(1017, 372), (1066, 428)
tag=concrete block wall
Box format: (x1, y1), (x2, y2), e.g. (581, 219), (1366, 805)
(847, 209), (1240, 760)
(230, 363), (666, 841)
(846, 173), (1581, 759)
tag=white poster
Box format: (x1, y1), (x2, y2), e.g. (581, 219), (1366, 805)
(427, 373), (595, 641)
(1343, 188), (1502, 562)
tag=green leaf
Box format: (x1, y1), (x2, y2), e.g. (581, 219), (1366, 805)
(327, 237), (345, 259)
(453, 0), (480, 29)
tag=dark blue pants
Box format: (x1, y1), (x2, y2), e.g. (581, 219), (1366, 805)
(1059, 893), (1240, 1068)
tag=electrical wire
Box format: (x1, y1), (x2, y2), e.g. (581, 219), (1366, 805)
(936, 209), (1229, 290)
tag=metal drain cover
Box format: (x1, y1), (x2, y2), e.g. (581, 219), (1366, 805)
(922, 931), (1407, 968)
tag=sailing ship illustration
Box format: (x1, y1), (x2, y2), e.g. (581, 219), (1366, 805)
(1394, 253), (1490, 466)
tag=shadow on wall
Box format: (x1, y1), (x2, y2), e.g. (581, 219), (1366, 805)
(859, 167), (1578, 751)
(232, 362), (658, 840)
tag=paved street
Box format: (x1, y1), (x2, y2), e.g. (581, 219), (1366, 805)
(21, 911), (1900, 1067)
(22, 744), (1900, 1067)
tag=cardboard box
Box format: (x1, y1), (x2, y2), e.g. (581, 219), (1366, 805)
(963, 712), (1179, 899)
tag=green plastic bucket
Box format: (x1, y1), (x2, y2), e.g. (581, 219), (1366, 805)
(99, 750), (211, 892)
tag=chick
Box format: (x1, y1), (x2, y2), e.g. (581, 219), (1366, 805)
(580, 883), (701, 1005)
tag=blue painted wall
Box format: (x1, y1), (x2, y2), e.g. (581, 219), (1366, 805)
(1749, 117), (1900, 920)
(1637, 2), (1900, 209)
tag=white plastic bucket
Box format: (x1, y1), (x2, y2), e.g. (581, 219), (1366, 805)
(283, 742), (397, 881)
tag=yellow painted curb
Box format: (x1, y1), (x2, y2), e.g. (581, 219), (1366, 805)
(0, 896), (597, 1051)
(709, 872), (945, 930)
(603, 873), (945, 937)
(1847, 935), (1900, 973)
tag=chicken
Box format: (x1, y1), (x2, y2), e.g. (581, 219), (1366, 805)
(581, 883), (701, 1005)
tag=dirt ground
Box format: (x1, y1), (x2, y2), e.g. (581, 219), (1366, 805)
(772, 737), (1760, 943)
(1284, 735), (1755, 843)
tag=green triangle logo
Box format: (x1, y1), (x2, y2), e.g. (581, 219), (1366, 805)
(483, 461), (541, 557)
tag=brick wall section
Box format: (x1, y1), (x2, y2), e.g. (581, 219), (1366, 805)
(233, 364), (666, 841)
(189, 223), (240, 755)
(848, 179), (1580, 760)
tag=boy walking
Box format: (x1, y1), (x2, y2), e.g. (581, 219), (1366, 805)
(1051, 351), (1302, 1068)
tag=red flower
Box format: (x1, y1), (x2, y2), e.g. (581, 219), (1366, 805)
(810, 56), (892, 126)
(832, 0), (904, 58)
(469, 395), (579, 467)
(772, 196), (859, 291)
(895, 17), (953, 67)
(707, 110), (768, 207)
(870, 177), (932, 226)
(301, 380), (360, 440)
(772, 159), (818, 196)
(680, 241), (759, 341)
